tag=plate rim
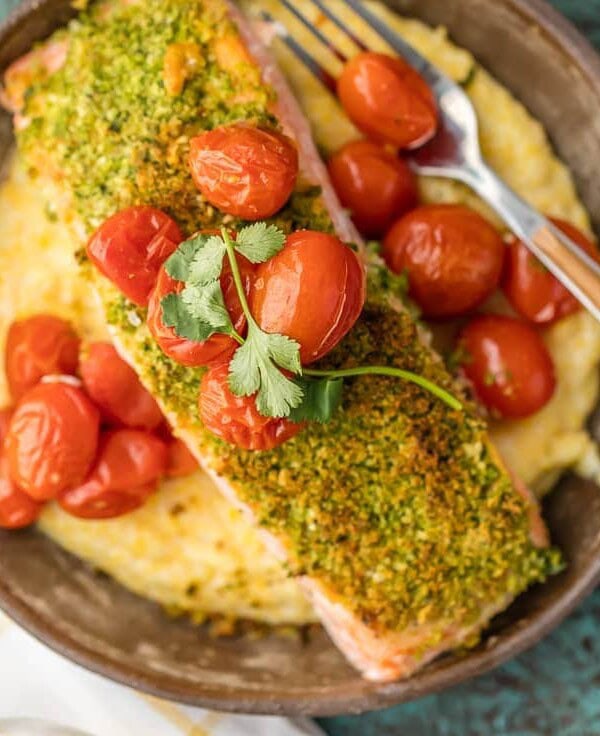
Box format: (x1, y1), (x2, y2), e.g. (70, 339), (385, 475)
(1, 0), (600, 717)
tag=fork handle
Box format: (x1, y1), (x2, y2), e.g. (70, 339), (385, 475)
(464, 161), (600, 323)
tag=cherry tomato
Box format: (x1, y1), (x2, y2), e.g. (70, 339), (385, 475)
(200, 364), (303, 451)
(6, 382), (100, 500)
(251, 231), (366, 364)
(328, 140), (418, 238)
(6, 315), (80, 401)
(337, 51), (438, 150)
(87, 206), (183, 306)
(502, 217), (599, 325)
(59, 478), (157, 520)
(0, 407), (14, 446)
(80, 342), (163, 430)
(91, 430), (167, 489)
(147, 254), (254, 367)
(59, 429), (167, 519)
(383, 204), (505, 319)
(166, 438), (199, 478)
(188, 123), (299, 220)
(457, 314), (556, 418)
(0, 456), (42, 529)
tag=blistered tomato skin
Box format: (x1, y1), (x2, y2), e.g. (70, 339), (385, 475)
(251, 231), (366, 364)
(59, 429), (167, 519)
(86, 206), (183, 307)
(147, 255), (254, 367)
(166, 438), (199, 478)
(337, 52), (438, 150)
(5, 383), (100, 501)
(59, 478), (157, 520)
(328, 140), (418, 238)
(502, 218), (599, 325)
(383, 204), (505, 319)
(81, 342), (163, 430)
(200, 364), (303, 451)
(188, 123), (299, 220)
(457, 314), (556, 419)
(0, 456), (42, 529)
(6, 315), (80, 401)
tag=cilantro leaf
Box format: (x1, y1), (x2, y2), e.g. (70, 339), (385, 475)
(160, 293), (216, 342)
(255, 362), (304, 418)
(235, 223), (286, 264)
(257, 330), (302, 374)
(228, 322), (303, 417)
(188, 235), (227, 284)
(181, 281), (234, 334)
(289, 377), (344, 423)
(165, 235), (211, 282)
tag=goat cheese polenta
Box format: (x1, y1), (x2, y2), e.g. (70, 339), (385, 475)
(1, 0), (599, 626)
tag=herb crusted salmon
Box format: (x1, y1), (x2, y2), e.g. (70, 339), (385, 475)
(2, 0), (561, 681)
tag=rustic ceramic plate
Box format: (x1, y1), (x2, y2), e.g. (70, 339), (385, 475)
(1, 0), (600, 717)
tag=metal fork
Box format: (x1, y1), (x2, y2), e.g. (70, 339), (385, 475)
(260, 0), (600, 323)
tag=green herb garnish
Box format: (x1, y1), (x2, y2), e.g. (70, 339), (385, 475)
(162, 224), (463, 423)
(234, 222), (287, 263)
(289, 377), (344, 424)
(229, 322), (303, 418)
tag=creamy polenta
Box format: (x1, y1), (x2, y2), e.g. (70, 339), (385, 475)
(0, 0), (599, 626)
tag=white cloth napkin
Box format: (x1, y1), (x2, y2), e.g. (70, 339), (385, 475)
(0, 613), (324, 736)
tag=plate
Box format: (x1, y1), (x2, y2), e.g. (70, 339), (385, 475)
(0, 0), (599, 716)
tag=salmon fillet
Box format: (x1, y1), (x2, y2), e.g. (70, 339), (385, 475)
(2, 0), (561, 681)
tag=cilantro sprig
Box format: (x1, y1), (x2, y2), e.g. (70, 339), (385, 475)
(162, 224), (343, 421)
(161, 233), (241, 344)
(162, 224), (463, 425)
(221, 228), (305, 417)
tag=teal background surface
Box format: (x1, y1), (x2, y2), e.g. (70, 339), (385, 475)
(0, 0), (598, 733)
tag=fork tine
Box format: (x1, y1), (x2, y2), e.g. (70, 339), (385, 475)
(280, 0), (348, 63)
(259, 11), (338, 93)
(340, 0), (451, 90)
(304, 0), (369, 52)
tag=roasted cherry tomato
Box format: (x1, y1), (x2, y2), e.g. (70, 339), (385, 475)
(188, 123), (299, 220)
(148, 253), (254, 367)
(0, 407), (14, 446)
(166, 437), (199, 478)
(0, 456), (42, 529)
(200, 364), (303, 451)
(337, 51), (437, 150)
(328, 140), (418, 238)
(80, 342), (163, 430)
(6, 382), (100, 501)
(87, 206), (183, 306)
(383, 204), (505, 319)
(60, 479), (157, 520)
(6, 315), (80, 401)
(457, 314), (556, 418)
(502, 217), (599, 325)
(251, 231), (366, 364)
(59, 429), (167, 519)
